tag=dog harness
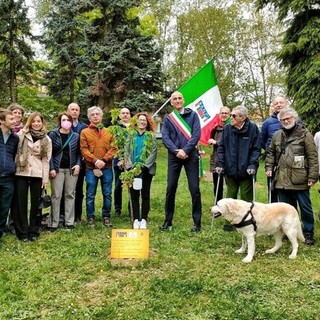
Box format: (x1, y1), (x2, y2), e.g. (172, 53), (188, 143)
(233, 202), (257, 231)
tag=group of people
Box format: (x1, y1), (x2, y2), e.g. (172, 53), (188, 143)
(0, 92), (319, 245)
(209, 96), (319, 245)
(0, 102), (158, 242)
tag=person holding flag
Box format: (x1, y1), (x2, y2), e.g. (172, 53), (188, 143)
(208, 106), (231, 203)
(159, 91), (202, 232)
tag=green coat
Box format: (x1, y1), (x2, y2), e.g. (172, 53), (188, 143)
(265, 124), (318, 190)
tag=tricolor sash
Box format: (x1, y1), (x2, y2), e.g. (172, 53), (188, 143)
(168, 109), (192, 140)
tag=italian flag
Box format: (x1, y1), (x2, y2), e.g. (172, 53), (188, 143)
(179, 60), (223, 146)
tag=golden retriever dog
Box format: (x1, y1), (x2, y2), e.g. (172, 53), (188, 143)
(211, 198), (305, 263)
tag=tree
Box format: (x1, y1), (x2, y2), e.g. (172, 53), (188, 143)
(256, 0), (320, 132)
(42, 0), (87, 104)
(0, 0), (34, 104)
(81, 0), (164, 113)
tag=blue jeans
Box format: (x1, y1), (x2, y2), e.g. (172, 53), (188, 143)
(85, 168), (113, 219)
(0, 175), (15, 237)
(277, 189), (314, 234)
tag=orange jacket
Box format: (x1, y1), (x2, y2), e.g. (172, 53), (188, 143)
(80, 126), (117, 170)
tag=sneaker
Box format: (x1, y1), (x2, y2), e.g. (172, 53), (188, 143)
(140, 219), (147, 229)
(103, 217), (112, 228)
(133, 219), (140, 229)
(87, 217), (95, 227)
(304, 233), (315, 245)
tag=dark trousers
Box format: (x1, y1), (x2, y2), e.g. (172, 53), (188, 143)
(213, 172), (224, 203)
(0, 176), (15, 237)
(14, 176), (42, 239)
(74, 166), (86, 221)
(113, 165), (123, 213)
(165, 154), (202, 227)
(277, 189), (314, 234)
(129, 168), (153, 221)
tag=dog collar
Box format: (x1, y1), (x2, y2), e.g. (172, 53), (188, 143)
(233, 202), (257, 231)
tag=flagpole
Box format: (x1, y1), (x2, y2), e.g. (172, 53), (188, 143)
(152, 97), (171, 118)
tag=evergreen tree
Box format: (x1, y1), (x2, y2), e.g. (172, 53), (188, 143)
(42, 0), (87, 104)
(82, 0), (164, 113)
(256, 0), (320, 132)
(0, 0), (34, 104)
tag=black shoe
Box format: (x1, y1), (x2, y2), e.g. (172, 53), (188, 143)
(191, 225), (201, 232)
(159, 221), (172, 231)
(29, 236), (38, 241)
(223, 224), (235, 232)
(304, 233), (315, 245)
(115, 210), (121, 217)
(49, 227), (58, 233)
(65, 225), (75, 231)
(20, 237), (29, 242)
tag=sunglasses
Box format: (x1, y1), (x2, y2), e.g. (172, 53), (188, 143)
(231, 114), (239, 118)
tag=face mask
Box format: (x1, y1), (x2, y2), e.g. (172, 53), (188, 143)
(61, 120), (72, 130)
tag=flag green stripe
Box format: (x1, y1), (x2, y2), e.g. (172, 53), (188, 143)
(178, 60), (218, 106)
(173, 109), (192, 132)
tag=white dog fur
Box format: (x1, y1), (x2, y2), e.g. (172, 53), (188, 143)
(211, 198), (305, 263)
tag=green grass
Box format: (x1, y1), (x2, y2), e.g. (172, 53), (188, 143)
(1, 142), (320, 319)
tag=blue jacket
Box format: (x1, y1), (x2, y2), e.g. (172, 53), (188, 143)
(0, 130), (19, 176)
(161, 108), (200, 157)
(48, 128), (81, 173)
(71, 120), (87, 135)
(217, 119), (260, 179)
(259, 113), (281, 151)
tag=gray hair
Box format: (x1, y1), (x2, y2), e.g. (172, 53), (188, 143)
(232, 105), (248, 118)
(87, 106), (103, 117)
(277, 108), (298, 121)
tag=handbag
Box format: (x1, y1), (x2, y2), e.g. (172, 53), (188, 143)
(38, 189), (52, 209)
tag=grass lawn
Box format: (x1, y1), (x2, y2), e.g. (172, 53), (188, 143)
(1, 142), (320, 319)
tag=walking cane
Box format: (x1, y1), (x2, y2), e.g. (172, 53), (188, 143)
(268, 177), (272, 204)
(211, 172), (221, 229)
(252, 173), (256, 202)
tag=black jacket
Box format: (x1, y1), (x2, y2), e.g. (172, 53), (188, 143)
(0, 130), (19, 176)
(217, 119), (260, 178)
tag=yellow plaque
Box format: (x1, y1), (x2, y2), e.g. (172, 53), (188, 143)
(110, 229), (150, 259)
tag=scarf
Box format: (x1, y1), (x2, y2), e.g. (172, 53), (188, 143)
(16, 129), (49, 169)
(223, 117), (231, 125)
(13, 122), (23, 133)
(89, 123), (104, 138)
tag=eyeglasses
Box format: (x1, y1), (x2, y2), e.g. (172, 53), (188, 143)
(280, 116), (293, 123)
(231, 114), (239, 118)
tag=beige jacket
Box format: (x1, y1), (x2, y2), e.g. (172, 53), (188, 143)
(15, 131), (52, 183)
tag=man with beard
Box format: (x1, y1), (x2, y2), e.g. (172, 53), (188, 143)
(265, 108), (318, 245)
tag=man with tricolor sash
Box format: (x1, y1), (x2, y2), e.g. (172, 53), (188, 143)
(160, 91), (202, 232)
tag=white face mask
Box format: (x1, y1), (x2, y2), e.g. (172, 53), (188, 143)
(61, 120), (72, 130)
